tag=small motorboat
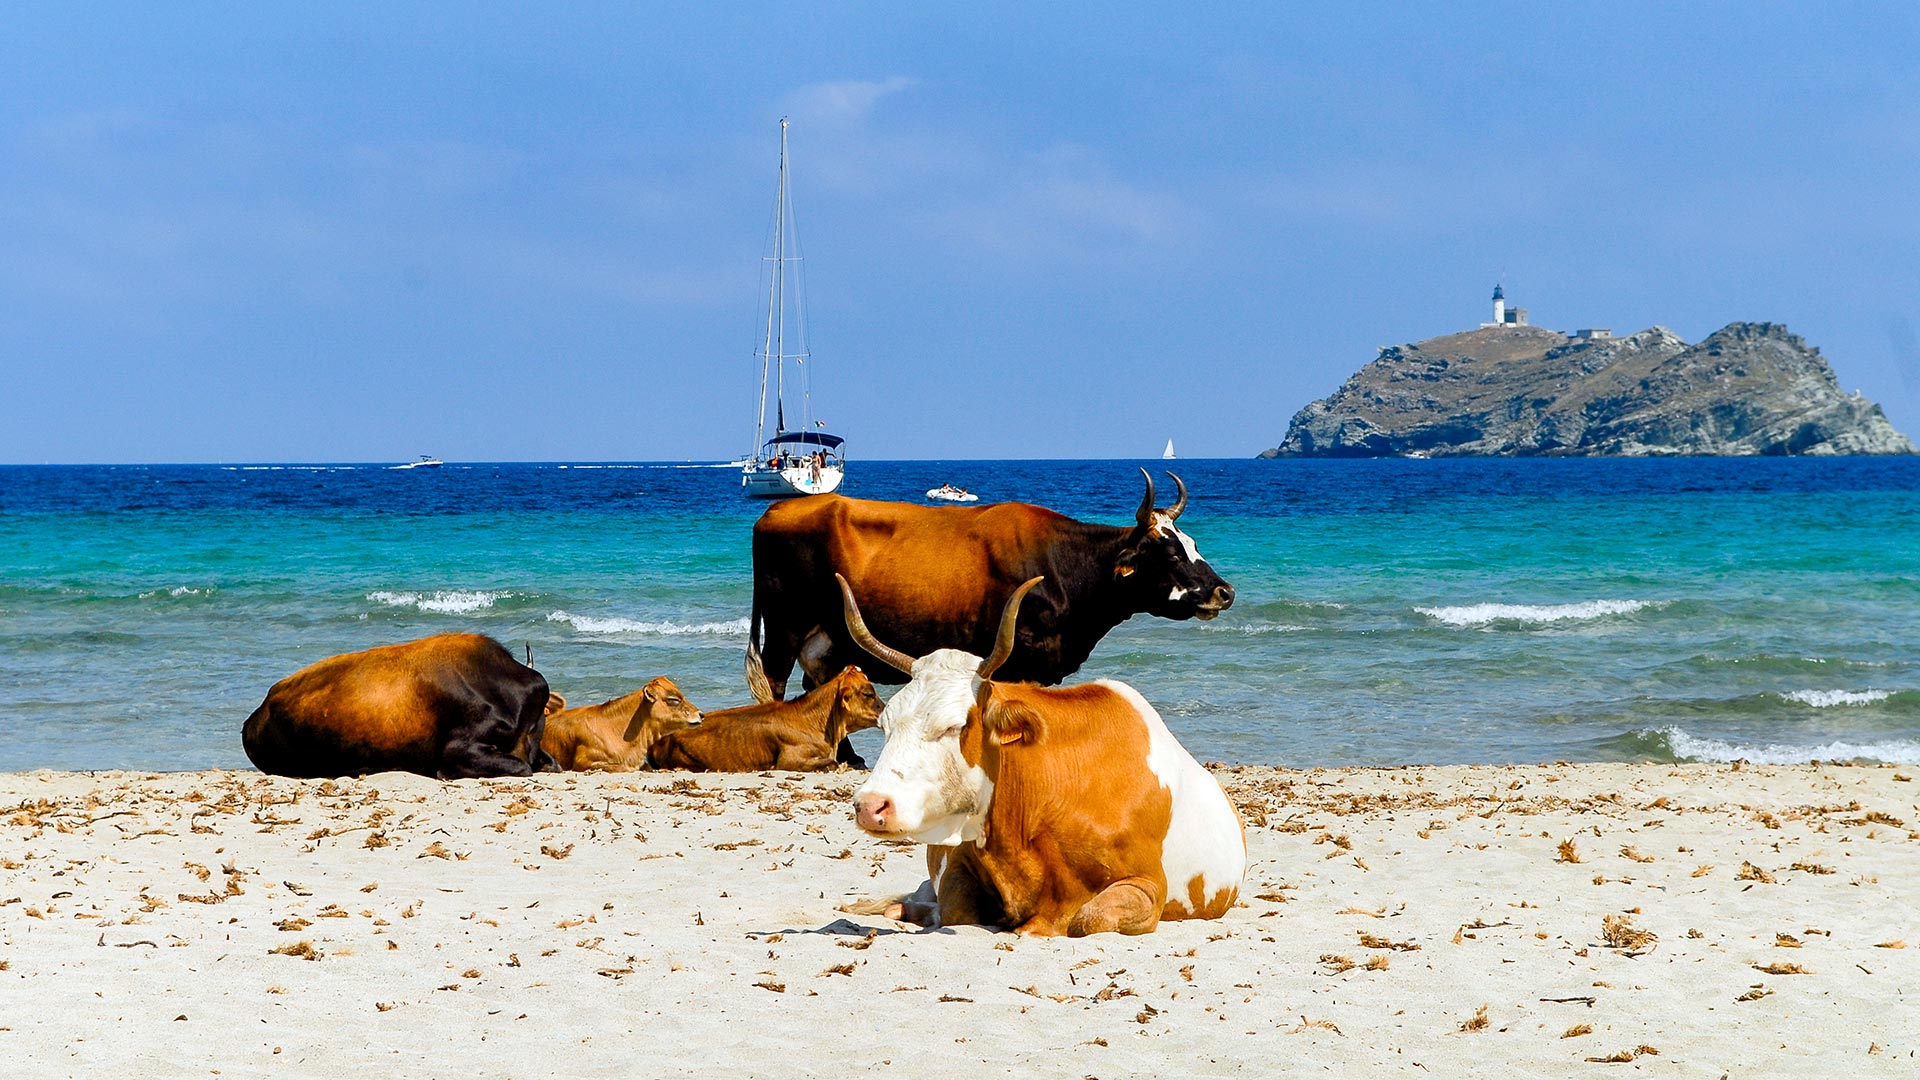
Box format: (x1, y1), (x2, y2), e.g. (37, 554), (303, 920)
(926, 484), (979, 503)
(391, 455), (444, 470)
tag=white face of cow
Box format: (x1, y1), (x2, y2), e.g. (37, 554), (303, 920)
(851, 650), (994, 847)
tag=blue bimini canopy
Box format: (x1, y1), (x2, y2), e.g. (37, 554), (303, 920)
(763, 431), (845, 450)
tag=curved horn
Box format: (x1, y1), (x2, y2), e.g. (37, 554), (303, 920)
(976, 576), (1044, 682)
(1166, 472), (1189, 521)
(836, 574), (918, 676)
(1134, 467), (1156, 528)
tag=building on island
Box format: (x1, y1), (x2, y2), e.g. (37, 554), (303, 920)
(1481, 284), (1528, 328)
(1476, 286), (1611, 340)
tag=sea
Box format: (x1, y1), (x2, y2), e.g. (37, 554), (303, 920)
(2, 457), (1917, 773)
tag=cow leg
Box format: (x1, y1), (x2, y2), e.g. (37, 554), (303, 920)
(933, 857), (1007, 930)
(797, 626), (836, 690)
(794, 628), (870, 763)
(756, 621), (810, 702)
(774, 743), (838, 772)
(1055, 876), (1164, 938)
(881, 878), (941, 927)
(834, 739), (866, 769)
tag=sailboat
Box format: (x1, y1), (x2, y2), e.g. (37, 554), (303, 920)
(742, 118), (845, 499)
(1162, 439), (1176, 460)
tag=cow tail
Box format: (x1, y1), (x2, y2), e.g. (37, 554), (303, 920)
(745, 593), (775, 704)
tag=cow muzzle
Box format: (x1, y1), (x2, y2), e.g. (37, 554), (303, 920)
(853, 793), (895, 834)
(1194, 584), (1235, 619)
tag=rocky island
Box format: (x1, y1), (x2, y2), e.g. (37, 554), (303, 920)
(1264, 316), (1914, 458)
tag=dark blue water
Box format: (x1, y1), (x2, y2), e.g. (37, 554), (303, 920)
(3, 457), (1918, 771)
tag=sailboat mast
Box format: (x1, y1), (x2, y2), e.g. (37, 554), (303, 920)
(772, 118), (790, 435)
(754, 120), (788, 457)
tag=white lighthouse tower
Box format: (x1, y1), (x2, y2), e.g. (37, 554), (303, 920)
(1490, 283), (1506, 326)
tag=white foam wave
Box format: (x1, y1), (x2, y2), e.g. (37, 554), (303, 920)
(1417, 599), (1661, 628)
(369, 590), (513, 615)
(1199, 622), (1308, 634)
(546, 611), (749, 636)
(1655, 725), (1920, 765)
(1781, 688), (1894, 708)
(140, 586), (211, 598)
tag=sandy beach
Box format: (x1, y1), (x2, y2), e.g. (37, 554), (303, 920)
(2, 763), (1914, 1077)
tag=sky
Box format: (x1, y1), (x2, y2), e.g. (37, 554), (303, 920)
(4, 3), (1919, 463)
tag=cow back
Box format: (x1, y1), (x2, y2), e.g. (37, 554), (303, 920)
(242, 634), (549, 779)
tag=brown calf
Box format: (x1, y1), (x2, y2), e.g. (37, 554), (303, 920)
(541, 676), (702, 771)
(648, 666), (882, 773)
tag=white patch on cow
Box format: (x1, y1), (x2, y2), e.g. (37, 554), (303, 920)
(854, 650), (994, 846)
(1094, 679), (1245, 909)
(1168, 586), (1192, 601)
(1157, 514), (1207, 565)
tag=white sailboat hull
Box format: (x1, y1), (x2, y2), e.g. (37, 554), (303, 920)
(742, 463), (844, 498)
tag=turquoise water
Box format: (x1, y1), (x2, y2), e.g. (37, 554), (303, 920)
(2, 458), (1917, 771)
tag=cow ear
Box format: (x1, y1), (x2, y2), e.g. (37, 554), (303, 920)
(1113, 548), (1138, 579)
(983, 700), (1046, 746)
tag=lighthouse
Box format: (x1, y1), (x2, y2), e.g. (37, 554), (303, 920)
(1481, 284), (1527, 328)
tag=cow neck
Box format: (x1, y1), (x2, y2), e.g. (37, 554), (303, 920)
(1031, 520), (1139, 678)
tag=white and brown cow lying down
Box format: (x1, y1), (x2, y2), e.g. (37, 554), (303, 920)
(540, 677), (702, 772)
(839, 575), (1245, 936)
(648, 666), (882, 773)
(242, 633), (554, 780)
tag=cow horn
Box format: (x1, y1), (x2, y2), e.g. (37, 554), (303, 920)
(1167, 472), (1189, 521)
(976, 576), (1044, 682)
(1135, 467), (1156, 528)
(836, 574), (918, 676)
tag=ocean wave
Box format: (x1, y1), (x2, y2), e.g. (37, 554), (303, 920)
(368, 590), (514, 615)
(1198, 621), (1308, 634)
(1780, 688), (1895, 708)
(1416, 599), (1662, 628)
(546, 611), (749, 636)
(1634, 725), (1920, 765)
(138, 585), (213, 599)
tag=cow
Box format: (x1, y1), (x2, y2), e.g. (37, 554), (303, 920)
(839, 575), (1245, 936)
(745, 470), (1233, 706)
(647, 666), (883, 773)
(540, 676), (703, 772)
(241, 633), (553, 779)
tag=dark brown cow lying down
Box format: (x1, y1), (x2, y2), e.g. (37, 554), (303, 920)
(648, 666), (882, 773)
(541, 676), (703, 771)
(242, 633), (553, 779)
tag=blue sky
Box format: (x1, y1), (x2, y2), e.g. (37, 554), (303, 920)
(4, 3), (1918, 462)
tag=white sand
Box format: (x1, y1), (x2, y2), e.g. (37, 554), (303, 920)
(2, 763), (1916, 1078)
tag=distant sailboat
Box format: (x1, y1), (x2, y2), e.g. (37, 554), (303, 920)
(1162, 439), (1176, 460)
(741, 118), (845, 499)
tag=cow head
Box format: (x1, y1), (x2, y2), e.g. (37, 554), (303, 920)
(840, 573), (1044, 846)
(1113, 470), (1234, 621)
(824, 665), (886, 743)
(637, 676), (703, 726)
(623, 676), (702, 746)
